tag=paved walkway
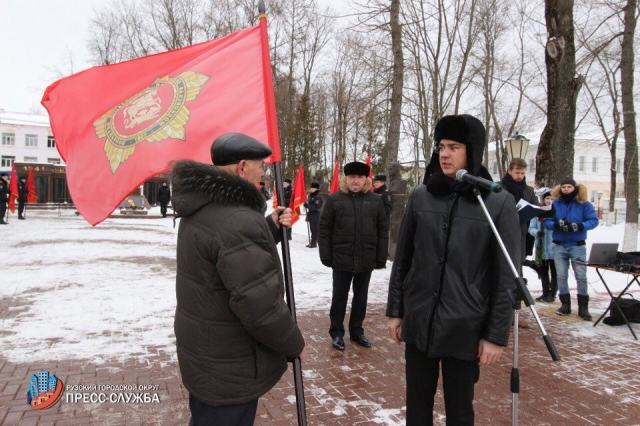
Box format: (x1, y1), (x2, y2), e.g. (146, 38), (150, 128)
(2, 297), (640, 425)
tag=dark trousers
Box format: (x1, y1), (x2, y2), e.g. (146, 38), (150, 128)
(188, 394), (258, 426)
(539, 259), (558, 297)
(308, 215), (319, 246)
(159, 201), (168, 217)
(0, 201), (6, 222)
(18, 201), (25, 218)
(405, 343), (479, 426)
(329, 270), (372, 339)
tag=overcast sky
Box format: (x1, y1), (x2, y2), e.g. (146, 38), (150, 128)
(0, 0), (344, 115)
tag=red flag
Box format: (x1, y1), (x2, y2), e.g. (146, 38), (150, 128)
(272, 188), (279, 210)
(8, 163), (19, 213)
(27, 167), (37, 203)
(365, 154), (374, 192)
(330, 158), (340, 194)
(42, 25), (281, 226)
(289, 164), (306, 226)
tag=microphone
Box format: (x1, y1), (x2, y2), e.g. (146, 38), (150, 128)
(456, 169), (502, 193)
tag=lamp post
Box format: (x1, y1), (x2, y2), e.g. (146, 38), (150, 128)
(309, 162), (320, 181)
(504, 132), (530, 163)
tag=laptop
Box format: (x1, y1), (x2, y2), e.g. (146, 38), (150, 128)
(587, 243), (619, 265)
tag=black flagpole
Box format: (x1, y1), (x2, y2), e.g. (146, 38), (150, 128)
(259, 1), (307, 424)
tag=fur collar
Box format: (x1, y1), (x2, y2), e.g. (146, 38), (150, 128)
(550, 183), (589, 204)
(171, 160), (266, 218)
(339, 176), (372, 194)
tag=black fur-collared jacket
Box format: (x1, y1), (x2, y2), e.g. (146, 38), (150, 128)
(172, 160), (304, 406)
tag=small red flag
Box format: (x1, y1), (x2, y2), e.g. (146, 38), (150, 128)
(27, 167), (37, 203)
(42, 24), (281, 225)
(8, 163), (19, 213)
(330, 158), (340, 194)
(289, 164), (306, 226)
(365, 154), (373, 192)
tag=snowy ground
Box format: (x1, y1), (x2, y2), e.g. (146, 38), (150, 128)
(1, 205), (639, 365)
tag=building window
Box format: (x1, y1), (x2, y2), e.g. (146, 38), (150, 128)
(578, 156), (586, 172)
(592, 157), (598, 172)
(25, 134), (38, 147)
(47, 158), (61, 164)
(1, 156), (15, 167)
(47, 136), (56, 148)
(2, 133), (15, 146)
(24, 156), (38, 163)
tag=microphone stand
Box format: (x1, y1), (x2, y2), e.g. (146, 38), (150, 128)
(471, 187), (560, 426)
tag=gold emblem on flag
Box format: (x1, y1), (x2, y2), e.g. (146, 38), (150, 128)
(93, 71), (210, 173)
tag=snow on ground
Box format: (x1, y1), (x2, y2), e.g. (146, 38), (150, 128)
(1, 205), (639, 364)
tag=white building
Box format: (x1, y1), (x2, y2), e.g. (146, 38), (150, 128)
(0, 110), (62, 174)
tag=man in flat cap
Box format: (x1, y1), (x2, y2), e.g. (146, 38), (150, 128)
(319, 161), (388, 350)
(373, 174), (393, 228)
(304, 182), (322, 248)
(0, 173), (9, 224)
(171, 132), (306, 425)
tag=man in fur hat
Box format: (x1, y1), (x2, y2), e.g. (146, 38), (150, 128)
(386, 114), (520, 425)
(319, 161), (388, 351)
(172, 133), (306, 425)
(543, 177), (599, 320)
(304, 182), (322, 248)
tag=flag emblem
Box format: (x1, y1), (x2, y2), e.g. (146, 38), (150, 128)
(94, 71), (210, 173)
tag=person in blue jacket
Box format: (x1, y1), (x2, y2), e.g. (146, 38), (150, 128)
(529, 188), (557, 302)
(543, 178), (599, 320)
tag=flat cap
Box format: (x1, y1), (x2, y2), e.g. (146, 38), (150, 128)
(373, 174), (386, 182)
(344, 161), (370, 177)
(211, 133), (272, 166)
(310, 182), (320, 189)
(284, 178), (292, 184)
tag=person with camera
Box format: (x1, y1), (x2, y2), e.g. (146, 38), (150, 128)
(528, 188), (557, 302)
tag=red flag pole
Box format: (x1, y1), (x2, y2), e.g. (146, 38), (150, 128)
(259, 2), (307, 424)
(365, 148), (373, 192)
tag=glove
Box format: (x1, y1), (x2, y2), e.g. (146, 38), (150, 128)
(568, 222), (584, 232)
(554, 219), (568, 231)
(537, 230), (544, 237)
(375, 262), (386, 269)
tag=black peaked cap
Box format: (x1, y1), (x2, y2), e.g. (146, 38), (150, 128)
(344, 162), (370, 176)
(374, 174), (386, 181)
(210, 133), (272, 166)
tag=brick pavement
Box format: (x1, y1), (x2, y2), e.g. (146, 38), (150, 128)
(2, 298), (640, 425)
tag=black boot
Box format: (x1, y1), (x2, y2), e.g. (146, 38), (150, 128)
(556, 294), (571, 316)
(577, 294), (592, 321)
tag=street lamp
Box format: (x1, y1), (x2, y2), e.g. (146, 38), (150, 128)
(309, 162), (320, 180)
(504, 132), (530, 163)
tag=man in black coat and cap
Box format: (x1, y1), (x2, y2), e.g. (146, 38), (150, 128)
(319, 161), (388, 351)
(373, 174), (393, 228)
(172, 133), (306, 425)
(0, 173), (9, 224)
(304, 182), (322, 248)
(386, 114), (520, 425)
(157, 181), (171, 218)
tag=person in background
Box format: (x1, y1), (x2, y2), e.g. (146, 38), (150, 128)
(0, 173), (9, 225)
(543, 177), (599, 320)
(319, 161), (388, 351)
(157, 181), (171, 218)
(373, 174), (393, 229)
(172, 133), (306, 426)
(304, 182), (322, 248)
(259, 181), (270, 200)
(528, 188), (557, 302)
(387, 114), (519, 425)
(17, 176), (28, 220)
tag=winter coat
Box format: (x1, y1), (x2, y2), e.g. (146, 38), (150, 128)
(283, 185), (292, 207)
(373, 184), (393, 227)
(172, 160), (304, 406)
(501, 174), (538, 260)
(542, 184), (599, 246)
(319, 177), (388, 273)
(18, 181), (28, 203)
(528, 218), (554, 260)
(157, 185), (171, 204)
(304, 191), (322, 224)
(0, 179), (8, 202)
